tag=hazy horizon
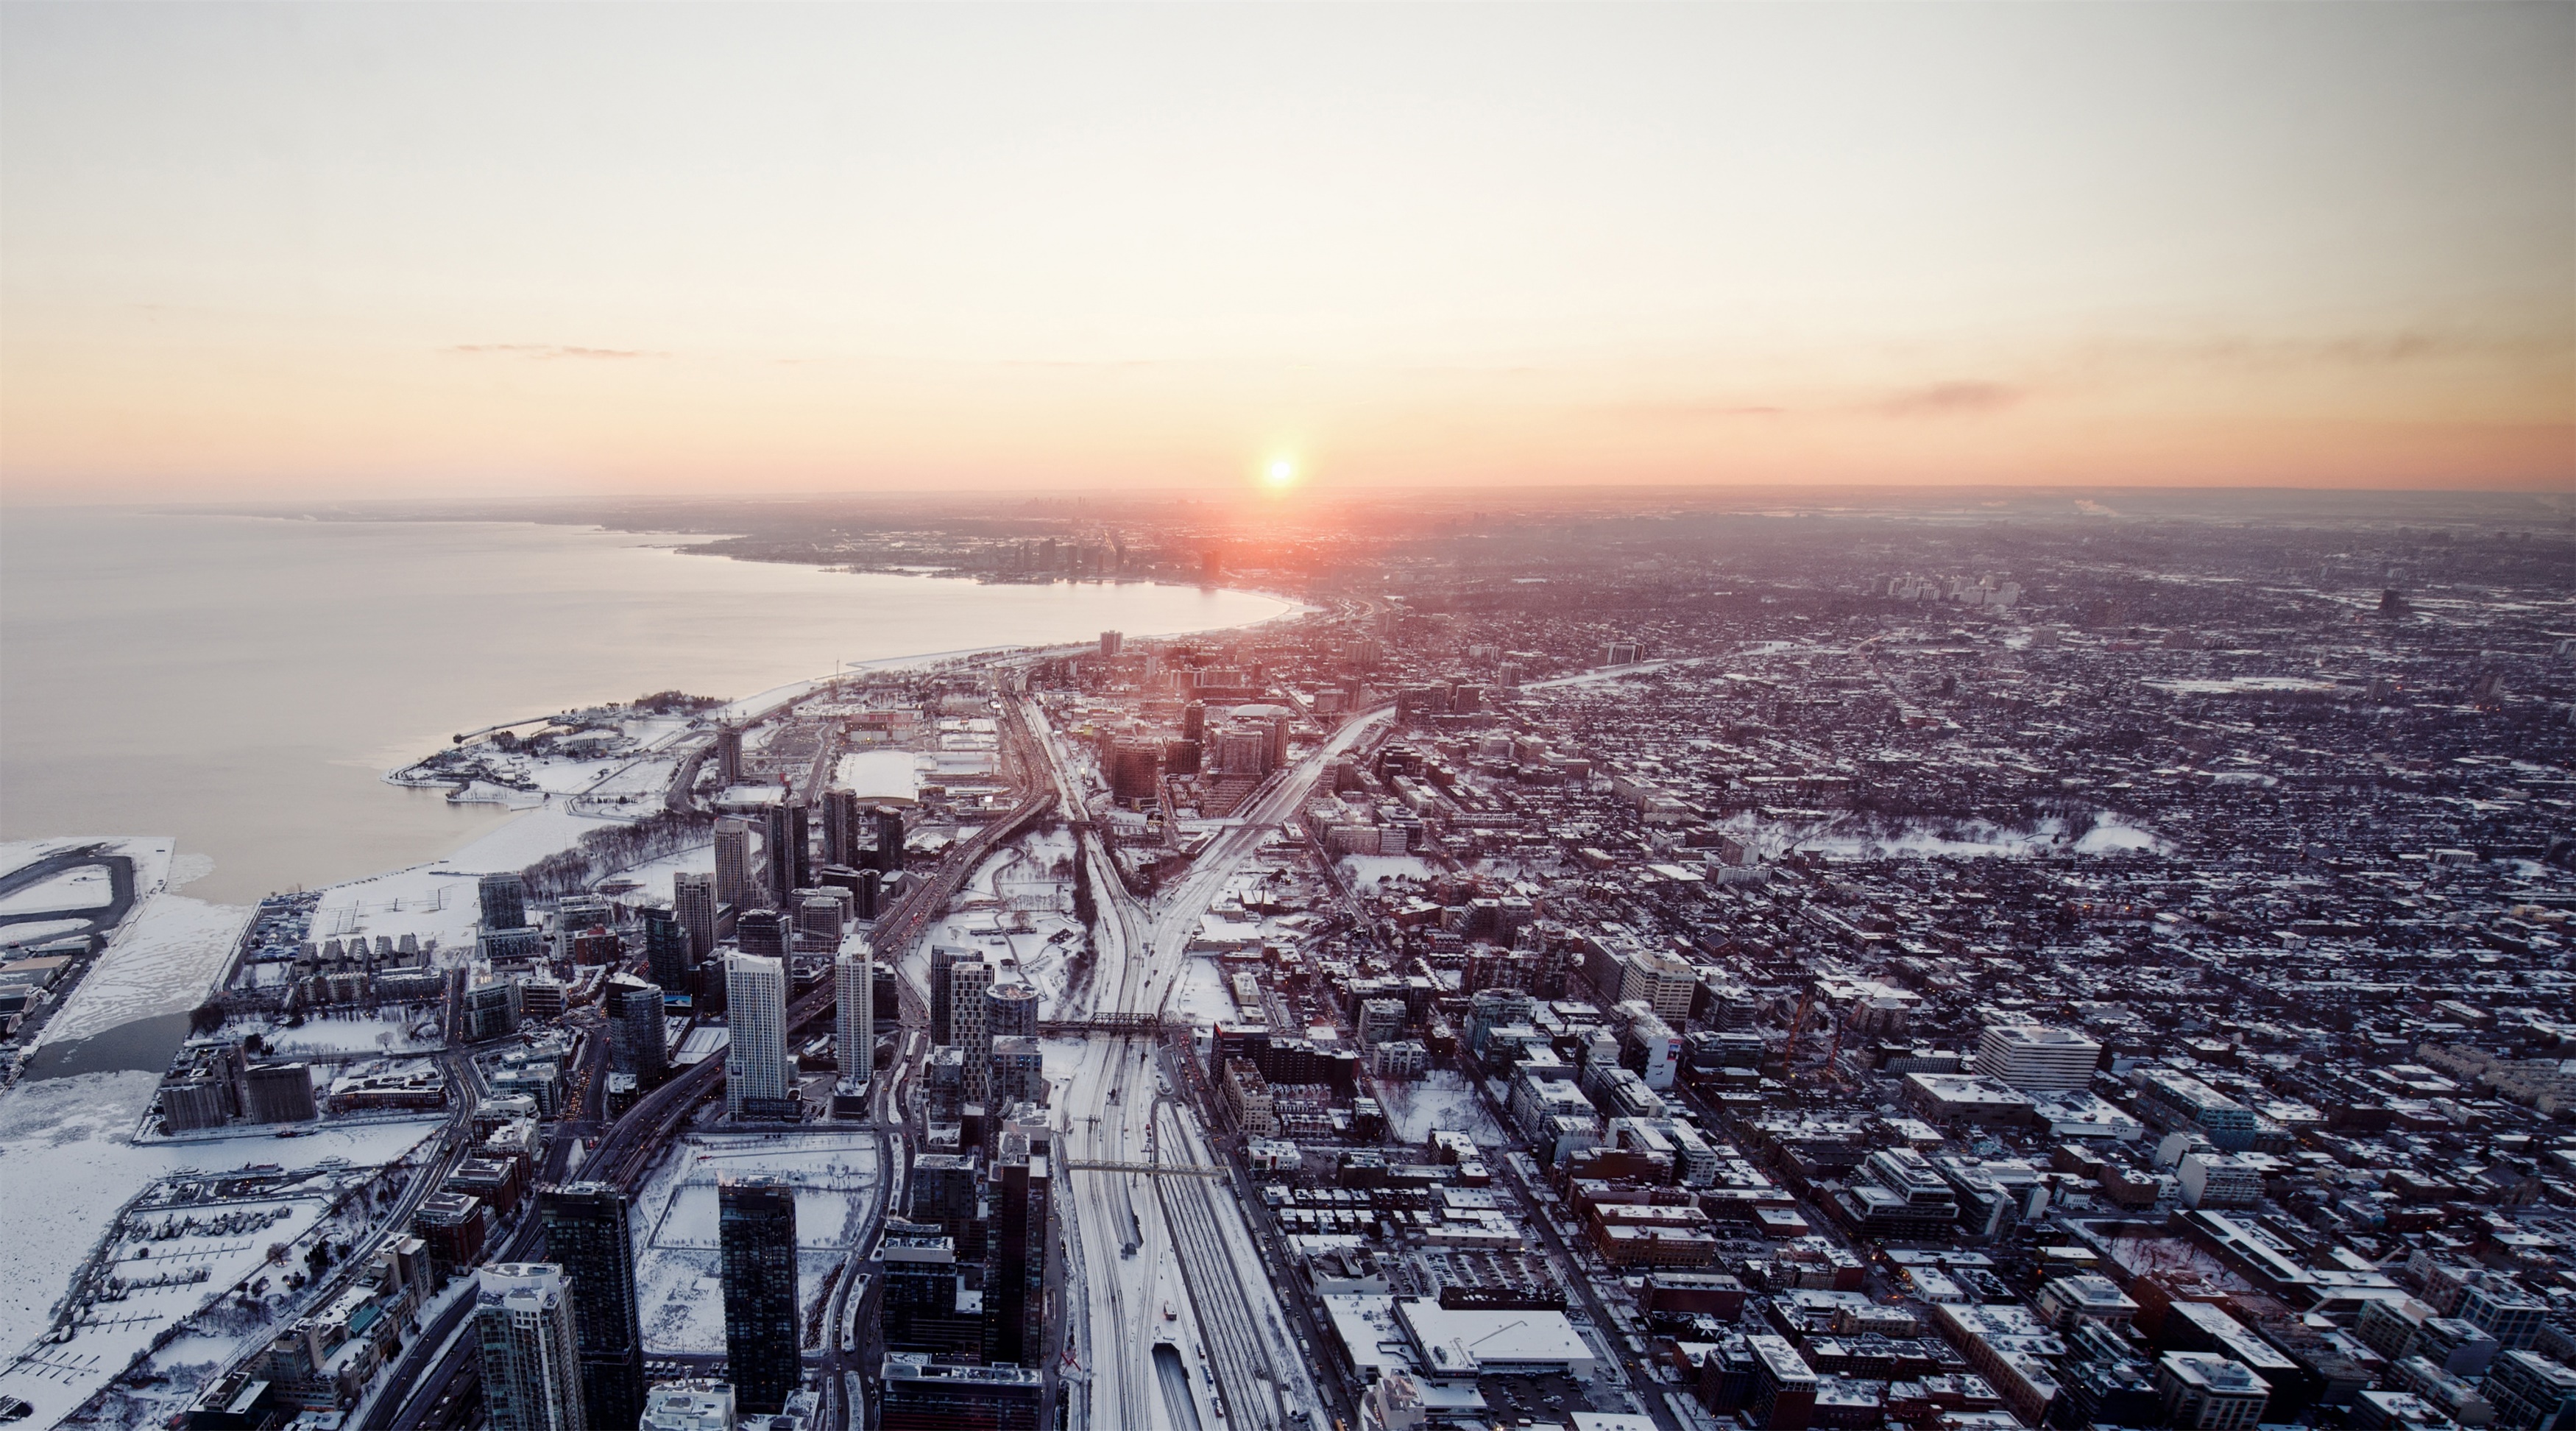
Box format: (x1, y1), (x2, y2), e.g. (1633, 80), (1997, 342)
(3, 2), (2570, 502)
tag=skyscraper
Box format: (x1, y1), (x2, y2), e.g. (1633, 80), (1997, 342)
(724, 953), (791, 1120)
(643, 908), (692, 999)
(990, 1135), (1050, 1366)
(835, 944), (875, 1100)
(822, 788), (860, 869)
(604, 976), (668, 1084)
(928, 944), (966, 1045)
(874, 807), (905, 874)
(712, 821), (753, 909)
(978, 982), (1038, 1109)
(718, 1176), (799, 1413)
(715, 723), (743, 788)
(671, 872), (717, 968)
(474, 1263), (587, 1431)
(537, 1185), (645, 1431)
(735, 908), (790, 960)
(949, 961), (994, 1104)
(480, 873), (531, 930)
(765, 801), (810, 904)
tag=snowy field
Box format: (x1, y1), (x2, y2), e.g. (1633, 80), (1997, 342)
(1336, 855), (1439, 888)
(905, 830), (1084, 1017)
(631, 1131), (880, 1355)
(238, 1012), (445, 1060)
(1746, 812), (2171, 861)
(33, 895), (250, 1052)
(1170, 958), (1242, 1028)
(0, 1068), (440, 1427)
(1373, 1069), (1506, 1146)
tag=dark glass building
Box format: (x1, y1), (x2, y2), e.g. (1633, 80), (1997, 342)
(718, 1176), (801, 1413)
(536, 1183), (645, 1431)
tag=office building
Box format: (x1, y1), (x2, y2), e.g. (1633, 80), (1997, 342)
(724, 953), (793, 1120)
(537, 1184), (645, 1431)
(874, 808), (905, 873)
(879, 1355), (1044, 1431)
(765, 802), (810, 903)
(836, 946), (876, 1097)
(2134, 1071), (2259, 1151)
(481, 874), (531, 931)
(1975, 1025), (2103, 1092)
(2159, 1352), (2271, 1431)
(644, 907), (693, 996)
(713, 821), (754, 909)
(475, 1264), (587, 1431)
(605, 977), (668, 1084)
(2485, 1350), (2576, 1431)
(991, 1137), (1050, 1365)
(823, 788), (861, 869)
(639, 1379), (735, 1431)
(2462, 1283), (2552, 1351)
(718, 1177), (799, 1414)
(672, 872), (717, 972)
(735, 909), (790, 960)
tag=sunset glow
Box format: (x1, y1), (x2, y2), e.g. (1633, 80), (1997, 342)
(0, 3), (2566, 502)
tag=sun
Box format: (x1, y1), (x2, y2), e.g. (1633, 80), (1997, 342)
(1263, 456), (1298, 489)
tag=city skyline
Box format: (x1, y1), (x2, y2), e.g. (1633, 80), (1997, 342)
(1, 2), (2567, 503)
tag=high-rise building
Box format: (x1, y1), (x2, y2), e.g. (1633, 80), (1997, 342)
(1099, 629), (1122, 657)
(724, 953), (792, 1120)
(874, 808), (905, 874)
(836, 946), (876, 1100)
(243, 1063), (317, 1123)
(989, 1135), (1050, 1365)
(718, 1177), (800, 1413)
(605, 976), (668, 1083)
(929, 945), (966, 1045)
(735, 909), (790, 960)
(765, 802), (810, 904)
(715, 724), (744, 788)
(1181, 700), (1206, 741)
(1107, 741), (1160, 805)
(950, 961), (994, 1104)
(537, 1185), (645, 1431)
(671, 872), (717, 970)
(988, 1036), (1046, 1109)
(475, 1263), (588, 1431)
(480, 874), (531, 931)
(712, 821), (754, 909)
(822, 788), (860, 869)
(644, 907), (693, 995)
(1977, 1025), (2103, 1092)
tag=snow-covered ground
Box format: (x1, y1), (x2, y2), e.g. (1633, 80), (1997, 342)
(1373, 1069), (1506, 1146)
(0, 863), (116, 916)
(0, 1068), (440, 1427)
(30, 896), (249, 1053)
(1336, 855), (1439, 888)
(1758, 812), (2171, 861)
(1170, 958), (1242, 1028)
(631, 1131), (881, 1355)
(231, 1011), (445, 1060)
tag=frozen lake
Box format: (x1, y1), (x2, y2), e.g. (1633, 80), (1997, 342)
(1, 509), (1290, 902)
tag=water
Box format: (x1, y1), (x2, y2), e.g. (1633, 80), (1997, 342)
(2, 509), (1291, 904)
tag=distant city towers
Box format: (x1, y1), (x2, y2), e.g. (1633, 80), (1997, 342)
(717, 1176), (800, 1413)
(1100, 629), (1122, 657)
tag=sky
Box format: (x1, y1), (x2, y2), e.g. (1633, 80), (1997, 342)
(1, 2), (2569, 502)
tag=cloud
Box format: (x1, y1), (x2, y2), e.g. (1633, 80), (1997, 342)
(1877, 381), (2023, 417)
(449, 344), (662, 359)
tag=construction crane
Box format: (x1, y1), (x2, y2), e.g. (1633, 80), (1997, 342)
(1782, 984), (1814, 1068)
